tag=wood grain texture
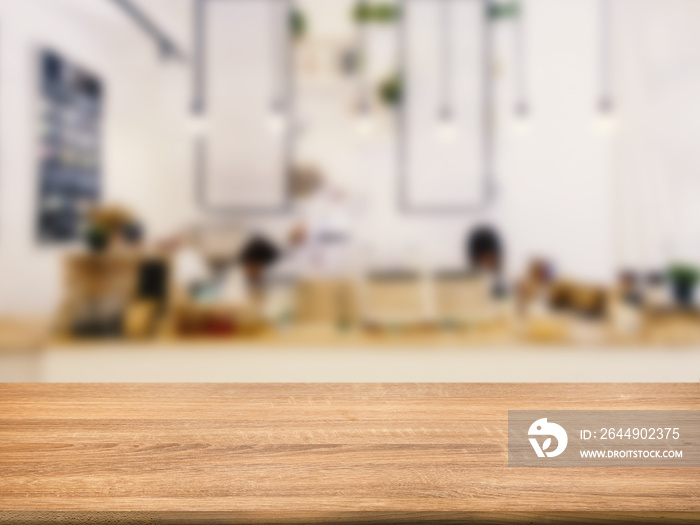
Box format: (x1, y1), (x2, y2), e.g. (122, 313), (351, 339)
(0, 383), (699, 524)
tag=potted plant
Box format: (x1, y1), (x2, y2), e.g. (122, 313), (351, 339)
(353, 1), (374, 24)
(378, 71), (402, 109)
(290, 8), (308, 42)
(667, 264), (699, 308)
(353, 3), (400, 25)
(84, 223), (109, 254)
(488, 2), (521, 21)
(351, 3), (399, 82)
(374, 3), (399, 23)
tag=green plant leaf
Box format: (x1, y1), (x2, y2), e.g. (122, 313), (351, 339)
(378, 71), (403, 108)
(290, 9), (307, 40)
(488, 2), (521, 21)
(668, 263), (700, 286)
(353, 2), (400, 24)
(353, 2), (373, 23)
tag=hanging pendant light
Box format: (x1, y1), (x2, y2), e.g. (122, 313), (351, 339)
(268, 98), (287, 134)
(436, 0), (457, 142)
(268, 0), (289, 134)
(354, 0), (374, 137)
(189, 0), (207, 136)
(355, 100), (374, 137)
(594, 0), (617, 137)
(513, 0), (531, 136)
(594, 97), (617, 136)
(189, 111), (207, 135)
(438, 106), (457, 142)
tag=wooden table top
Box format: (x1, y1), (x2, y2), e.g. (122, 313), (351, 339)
(1, 383), (699, 524)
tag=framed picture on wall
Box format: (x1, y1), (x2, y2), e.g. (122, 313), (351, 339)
(194, 0), (293, 213)
(36, 49), (103, 242)
(398, 0), (493, 213)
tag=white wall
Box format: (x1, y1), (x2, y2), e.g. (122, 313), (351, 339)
(613, 0), (700, 271)
(255, 0), (617, 281)
(501, 0), (614, 282)
(0, 0), (181, 315)
(1, 0), (700, 316)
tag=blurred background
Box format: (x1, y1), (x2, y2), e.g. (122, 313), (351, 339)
(0, 0), (700, 382)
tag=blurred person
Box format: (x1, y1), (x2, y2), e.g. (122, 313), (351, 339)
(467, 225), (503, 272)
(83, 204), (142, 254)
(286, 164), (358, 279)
(162, 229), (214, 303)
(234, 235), (283, 294)
(166, 225), (289, 308)
(466, 224), (507, 298)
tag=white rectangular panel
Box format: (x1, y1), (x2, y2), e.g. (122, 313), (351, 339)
(203, 0), (290, 209)
(402, 0), (486, 210)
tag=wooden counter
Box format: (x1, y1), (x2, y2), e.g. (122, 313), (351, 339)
(1, 383), (699, 523)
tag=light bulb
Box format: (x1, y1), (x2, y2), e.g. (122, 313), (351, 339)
(593, 111), (618, 137)
(514, 117), (531, 136)
(189, 112), (207, 136)
(267, 107), (287, 134)
(355, 114), (374, 137)
(513, 101), (531, 136)
(437, 113), (458, 142)
(593, 98), (618, 137)
(354, 104), (374, 137)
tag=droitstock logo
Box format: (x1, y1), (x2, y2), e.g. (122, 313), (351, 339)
(528, 418), (568, 458)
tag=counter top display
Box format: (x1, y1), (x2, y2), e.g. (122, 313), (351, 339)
(0, 383), (699, 523)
